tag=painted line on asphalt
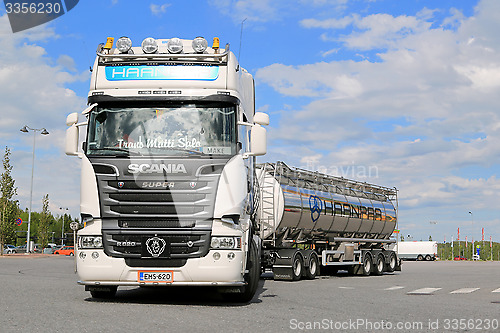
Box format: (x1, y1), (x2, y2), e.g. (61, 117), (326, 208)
(338, 286), (355, 289)
(407, 287), (441, 295)
(450, 288), (480, 294)
(492, 288), (500, 293)
(384, 286), (405, 291)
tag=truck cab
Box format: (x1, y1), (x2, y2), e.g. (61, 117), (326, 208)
(65, 36), (268, 301)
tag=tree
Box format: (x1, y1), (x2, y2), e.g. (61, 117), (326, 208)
(38, 194), (51, 248)
(429, 235), (433, 241)
(0, 147), (18, 255)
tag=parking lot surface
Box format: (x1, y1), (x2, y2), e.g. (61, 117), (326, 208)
(0, 256), (499, 332)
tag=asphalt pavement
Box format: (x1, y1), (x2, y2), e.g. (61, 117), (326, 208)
(0, 256), (499, 332)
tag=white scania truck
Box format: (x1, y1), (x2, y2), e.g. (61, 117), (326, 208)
(65, 36), (400, 302)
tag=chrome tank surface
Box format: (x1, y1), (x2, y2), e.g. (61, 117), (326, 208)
(256, 162), (397, 241)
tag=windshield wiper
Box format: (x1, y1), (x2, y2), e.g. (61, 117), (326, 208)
(94, 147), (142, 156)
(145, 147), (204, 155)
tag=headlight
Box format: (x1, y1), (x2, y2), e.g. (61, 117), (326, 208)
(167, 37), (183, 53)
(78, 236), (103, 249)
(141, 37), (158, 54)
(116, 36), (132, 53)
(192, 37), (208, 53)
(210, 236), (241, 250)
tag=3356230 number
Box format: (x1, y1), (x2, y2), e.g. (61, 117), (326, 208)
(443, 319), (499, 330)
(5, 2), (62, 14)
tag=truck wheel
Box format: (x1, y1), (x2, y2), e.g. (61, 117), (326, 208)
(361, 253), (372, 276)
(90, 286), (117, 299)
(304, 252), (319, 280)
(417, 255), (424, 261)
(373, 254), (384, 276)
(292, 251), (304, 281)
(386, 252), (397, 273)
(425, 255), (432, 261)
(224, 239), (260, 303)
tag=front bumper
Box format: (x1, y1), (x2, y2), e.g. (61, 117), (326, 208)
(77, 249), (245, 287)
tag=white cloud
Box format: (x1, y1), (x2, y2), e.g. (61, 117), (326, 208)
(304, 13), (432, 50)
(209, 0), (281, 23)
(150, 3), (171, 17)
(256, 0), (500, 239)
(0, 14), (86, 217)
(301, 16), (356, 29)
(210, 0), (351, 24)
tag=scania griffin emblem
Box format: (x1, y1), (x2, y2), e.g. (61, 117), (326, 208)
(145, 237), (166, 257)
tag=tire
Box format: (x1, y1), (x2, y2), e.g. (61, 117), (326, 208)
(425, 255), (432, 261)
(361, 253), (372, 276)
(417, 255), (424, 261)
(224, 239), (260, 303)
(90, 286), (117, 299)
(291, 251), (304, 281)
(386, 252), (397, 273)
(69, 252), (74, 256)
(373, 254), (384, 276)
(304, 252), (319, 280)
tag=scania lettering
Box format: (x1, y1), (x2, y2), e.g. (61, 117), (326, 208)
(127, 163), (187, 174)
(65, 36), (400, 302)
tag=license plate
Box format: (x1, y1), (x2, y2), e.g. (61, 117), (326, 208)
(138, 271), (173, 283)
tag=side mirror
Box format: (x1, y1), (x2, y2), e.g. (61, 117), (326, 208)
(250, 124), (267, 156)
(65, 125), (79, 156)
(66, 112), (78, 126)
(254, 112), (269, 126)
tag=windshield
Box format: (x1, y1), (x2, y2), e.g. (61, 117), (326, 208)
(86, 103), (237, 157)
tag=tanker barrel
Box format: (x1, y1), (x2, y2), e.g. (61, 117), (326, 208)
(256, 162), (398, 242)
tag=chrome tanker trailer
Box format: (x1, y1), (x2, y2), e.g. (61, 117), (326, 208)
(256, 162), (400, 280)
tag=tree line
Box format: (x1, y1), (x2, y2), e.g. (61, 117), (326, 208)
(0, 147), (79, 254)
(437, 241), (500, 261)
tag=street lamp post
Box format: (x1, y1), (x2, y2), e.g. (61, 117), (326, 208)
(59, 207), (68, 245)
(20, 125), (49, 253)
(429, 221), (438, 257)
(469, 211), (473, 259)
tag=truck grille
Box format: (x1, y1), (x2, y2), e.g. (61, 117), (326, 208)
(118, 219), (195, 228)
(101, 179), (210, 218)
(90, 158), (226, 262)
(103, 231), (211, 259)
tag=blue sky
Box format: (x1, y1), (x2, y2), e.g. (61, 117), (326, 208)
(0, 0), (498, 243)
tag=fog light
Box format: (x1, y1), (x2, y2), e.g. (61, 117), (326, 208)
(142, 37), (158, 54)
(228, 252), (235, 260)
(192, 37), (208, 53)
(167, 37), (183, 53)
(91, 252), (99, 259)
(213, 252), (221, 260)
(79, 252), (86, 259)
(116, 36), (132, 53)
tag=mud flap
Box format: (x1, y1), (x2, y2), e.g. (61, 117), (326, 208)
(396, 258), (402, 271)
(272, 248), (301, 281)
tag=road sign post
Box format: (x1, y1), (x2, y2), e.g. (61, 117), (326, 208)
(70, 222), (79, 273)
